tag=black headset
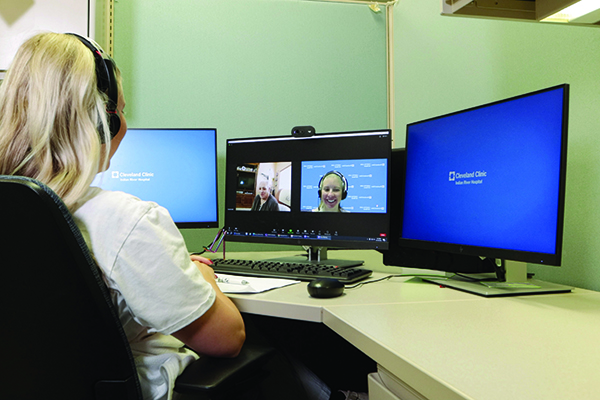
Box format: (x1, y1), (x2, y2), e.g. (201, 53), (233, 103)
(67, 33), (121, 141)
(318, 170), (348, 200)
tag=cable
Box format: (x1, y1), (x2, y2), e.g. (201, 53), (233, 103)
(191, 228), (227, 256)
(453, 272), (499, 282)
(345, 273), (451, 289)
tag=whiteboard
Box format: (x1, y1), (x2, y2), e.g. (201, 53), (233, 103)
(0, 0), (90, 70)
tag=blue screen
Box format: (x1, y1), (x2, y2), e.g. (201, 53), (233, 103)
(402, 87), (566, 255)
(93, 128), (218, 227)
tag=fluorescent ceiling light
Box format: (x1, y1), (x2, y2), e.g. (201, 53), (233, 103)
(542, 0), (600, 23)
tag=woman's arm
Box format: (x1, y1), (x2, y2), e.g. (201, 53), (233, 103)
(171, 257), (246, 357)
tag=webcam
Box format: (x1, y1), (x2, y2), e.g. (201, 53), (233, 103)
(291, 126), (316, 137)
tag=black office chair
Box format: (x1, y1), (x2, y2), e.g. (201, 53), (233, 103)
(0, 176), (273, 400)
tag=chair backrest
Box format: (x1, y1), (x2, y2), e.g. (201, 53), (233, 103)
(0, 176), (142, 400)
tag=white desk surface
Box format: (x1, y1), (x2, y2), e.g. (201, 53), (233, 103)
(224, 250), (477, 322)
(220, 250), (600, 400)
(326, 290), (600, 400)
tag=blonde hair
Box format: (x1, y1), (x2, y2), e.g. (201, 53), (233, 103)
(0, 32), (115, 209)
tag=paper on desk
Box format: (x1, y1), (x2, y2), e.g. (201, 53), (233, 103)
(215, 273), (301, 293)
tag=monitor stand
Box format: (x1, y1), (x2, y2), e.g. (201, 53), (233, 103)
(263, 246), (364, 268)
(423, 260), (573, 297)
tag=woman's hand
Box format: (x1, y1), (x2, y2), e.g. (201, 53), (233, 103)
(190, 254), (213, 266)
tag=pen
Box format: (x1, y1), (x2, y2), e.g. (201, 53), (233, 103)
(215, 275), (249, 285)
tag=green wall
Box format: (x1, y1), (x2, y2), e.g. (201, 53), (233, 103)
(393, 0), (600, 291)
(113, 0), (388, 253)
(113, 0), (600, 292)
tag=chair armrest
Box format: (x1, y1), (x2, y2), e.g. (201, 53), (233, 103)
(174, 343), (276, 395)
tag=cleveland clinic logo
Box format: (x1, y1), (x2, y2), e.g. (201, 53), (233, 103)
(110, 171), (155, 180)
(449, 169), (487, 185)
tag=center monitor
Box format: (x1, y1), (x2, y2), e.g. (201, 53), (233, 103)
(224, 129), (391, 267)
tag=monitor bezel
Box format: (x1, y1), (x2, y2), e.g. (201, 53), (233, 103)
(398, 84), (569, 266)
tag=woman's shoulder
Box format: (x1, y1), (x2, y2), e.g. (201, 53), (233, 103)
(74, 187), (164, 226)
(73, 187), (178, 259)
(79, 187), (153, 211)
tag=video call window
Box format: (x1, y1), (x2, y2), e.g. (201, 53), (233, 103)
(224, 130), (391, 250)
(235, 162), (292, 212)
(301, 159), (387, 213)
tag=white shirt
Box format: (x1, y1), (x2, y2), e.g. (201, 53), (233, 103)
(72, 187), (216, 400)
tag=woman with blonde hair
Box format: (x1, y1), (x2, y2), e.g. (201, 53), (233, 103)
(0, 32), (245, 400)
(315, 171), (350, 212)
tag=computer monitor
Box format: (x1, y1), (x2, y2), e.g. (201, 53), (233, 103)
(93, 128), (219, 229)
(224, 129), (391, 267)
(380, 148), (496, 275)
(399, 84), (571, 296)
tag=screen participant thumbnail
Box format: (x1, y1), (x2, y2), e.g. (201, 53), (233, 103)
(301, 159), (388, 213)
(235, 162), (292, 212)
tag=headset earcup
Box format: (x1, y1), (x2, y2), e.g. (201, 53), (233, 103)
(109, 111), (121, 138)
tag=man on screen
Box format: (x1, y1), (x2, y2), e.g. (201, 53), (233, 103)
(251, 179), (279, 211)
(314, 171), (349, 213)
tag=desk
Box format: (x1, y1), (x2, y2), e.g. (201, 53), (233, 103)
(221, 250), (600, 400)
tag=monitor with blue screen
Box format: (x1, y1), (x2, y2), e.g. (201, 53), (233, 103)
(93, 128), (218, 229)
(399, 84), (571, 296)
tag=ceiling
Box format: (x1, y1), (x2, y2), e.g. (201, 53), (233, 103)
(443, 0), (600, 26)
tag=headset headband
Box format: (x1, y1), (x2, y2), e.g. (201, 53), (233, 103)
(67, 33), (120, 140)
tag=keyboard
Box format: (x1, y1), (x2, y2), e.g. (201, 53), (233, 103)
(211, 258), (372, 284)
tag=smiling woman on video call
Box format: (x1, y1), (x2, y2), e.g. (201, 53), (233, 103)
(315, 171), (350, 212)
(0, 32), (245, 400)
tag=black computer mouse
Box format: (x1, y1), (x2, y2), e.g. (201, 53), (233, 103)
(307, 278), (345, 298)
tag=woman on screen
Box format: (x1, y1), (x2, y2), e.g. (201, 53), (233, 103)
(0, 33), (244, 400)
(315, 170), (350, 212)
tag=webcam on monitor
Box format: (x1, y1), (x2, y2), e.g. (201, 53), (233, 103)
(291, 125), (315, 137)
